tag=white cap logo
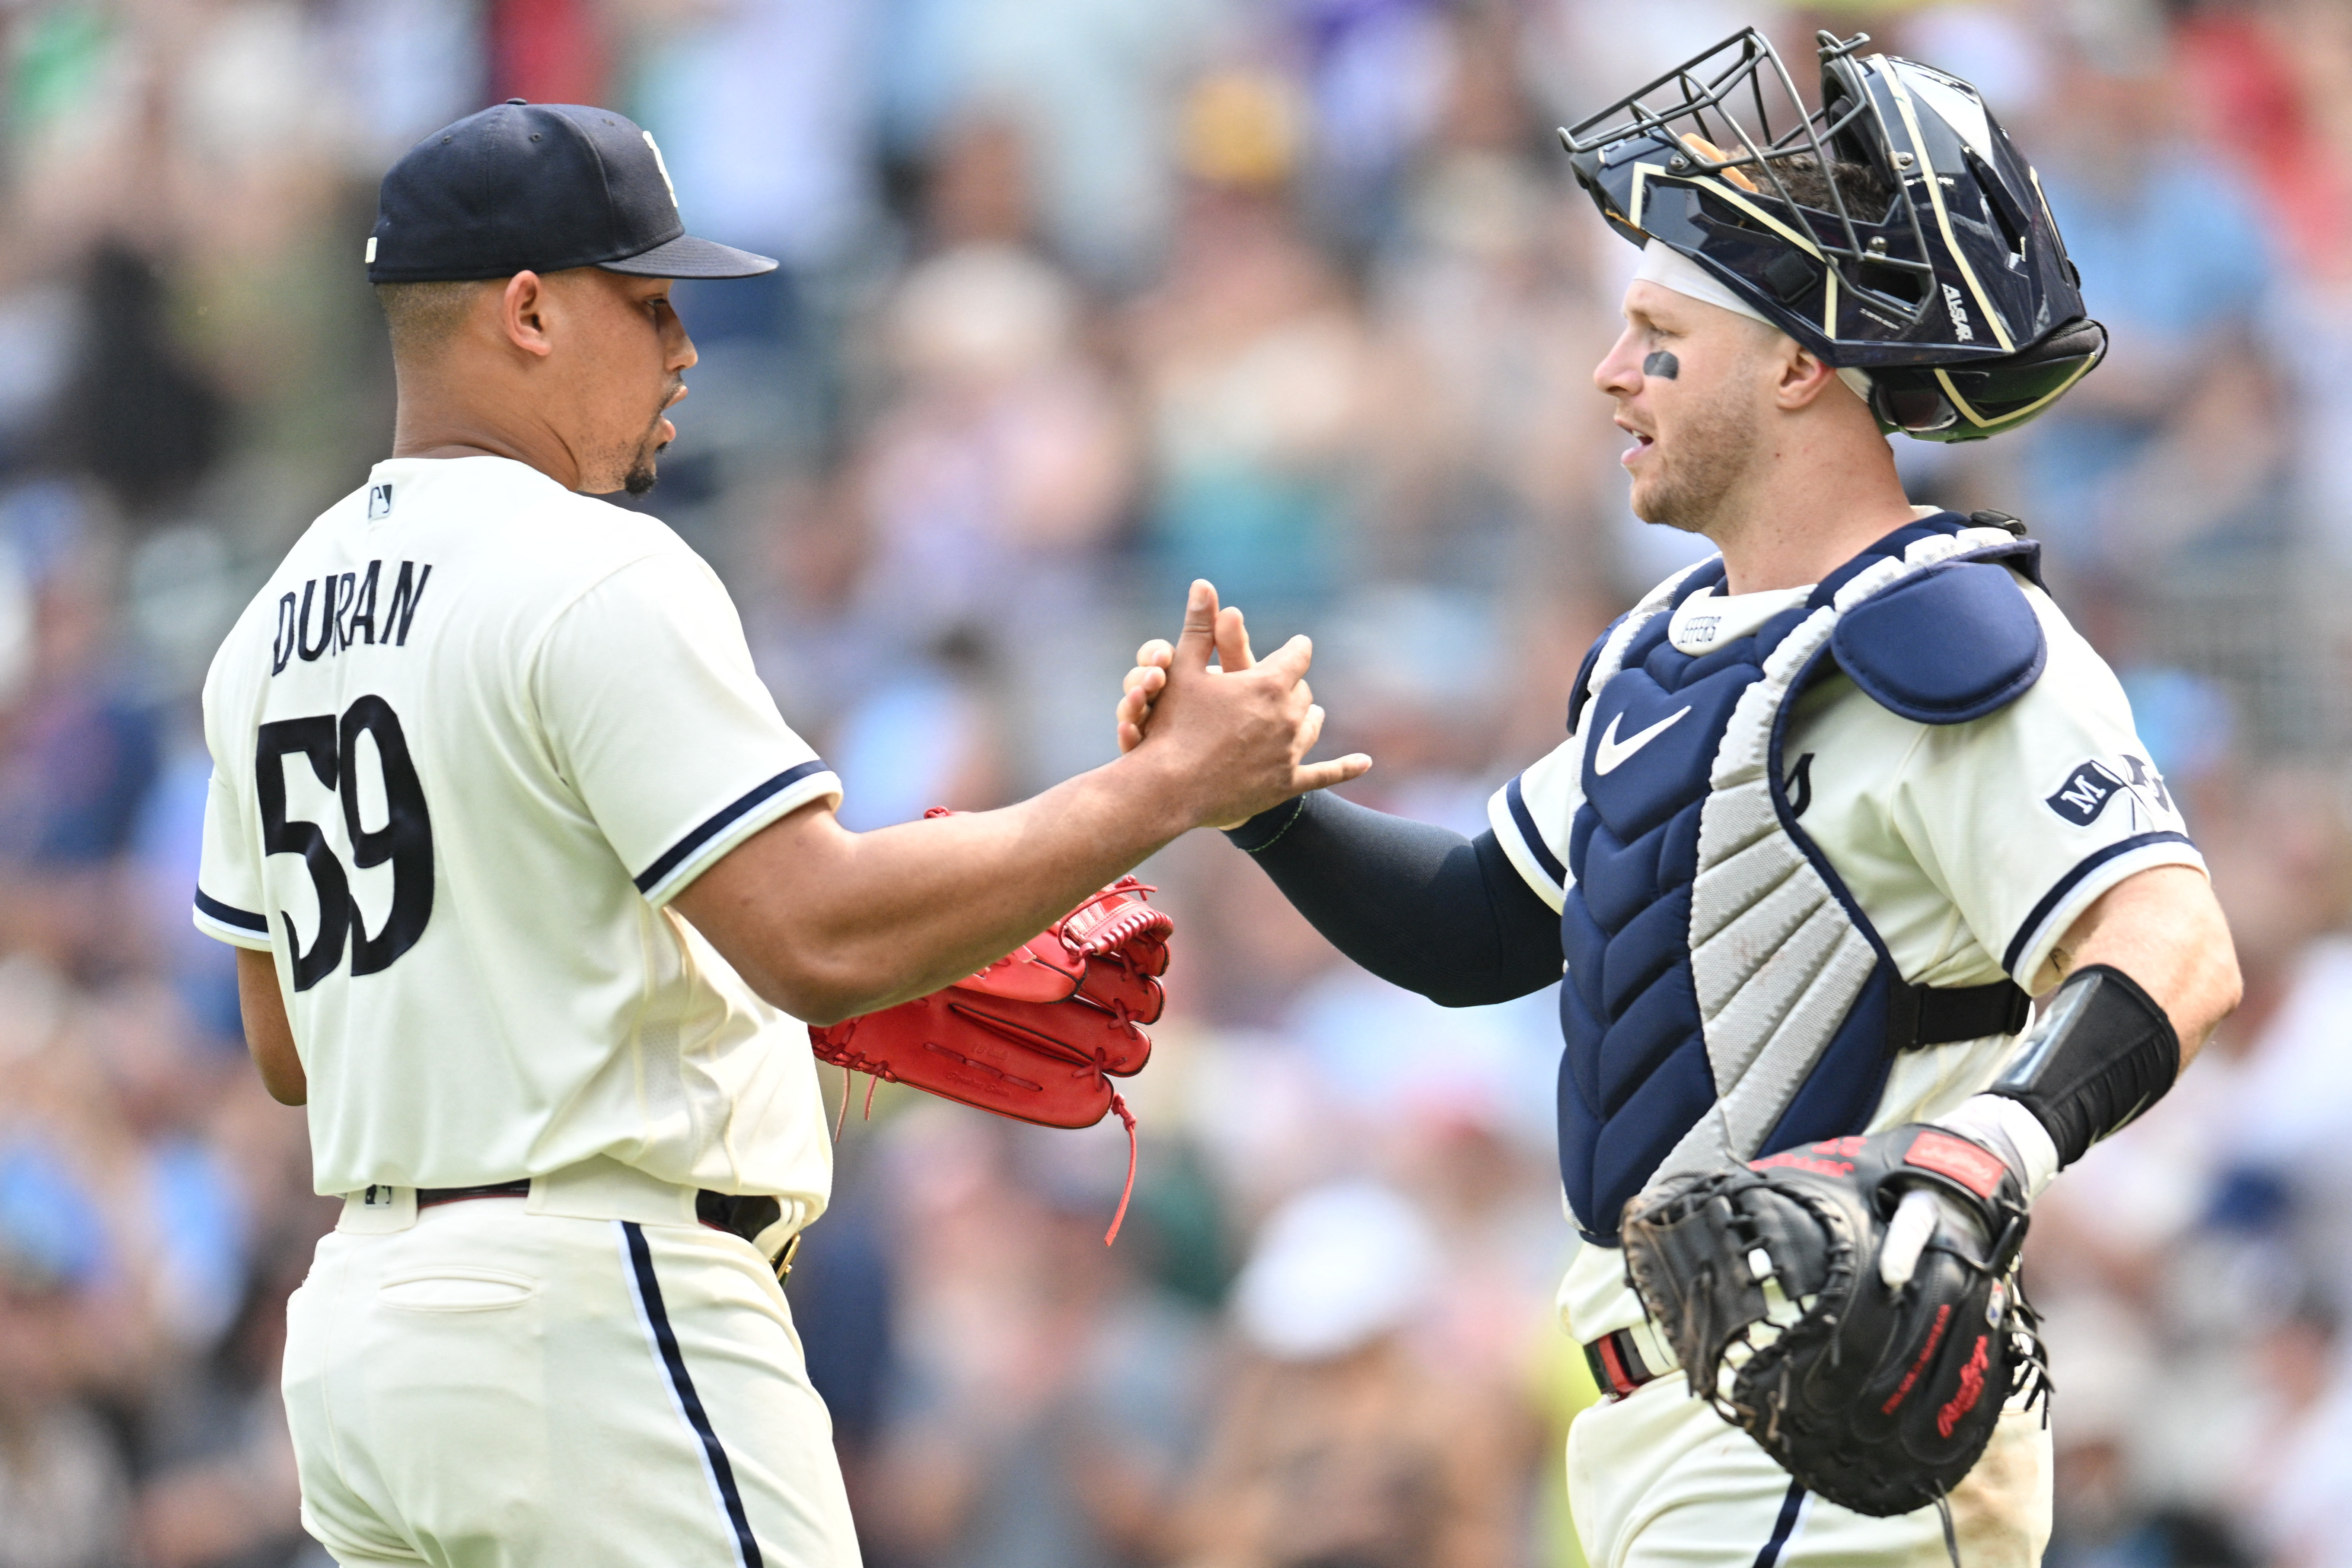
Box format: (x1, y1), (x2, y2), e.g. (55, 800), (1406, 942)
(641, 131), (679, 210)
(364, 235), (378, 264)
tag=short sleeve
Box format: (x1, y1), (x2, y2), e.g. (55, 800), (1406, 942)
(534, 551), (841, 905)
(1486, 732), (1584, 913)
(194, 766), (274, 949)
(1889, 593), (2204, 987)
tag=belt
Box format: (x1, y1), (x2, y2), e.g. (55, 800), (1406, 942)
(416, 1180), (532, 1207)
(1584, 1325), (1662, 1399)
(694, 1191), (803, 1280)
(412, 1180), (802, 1279)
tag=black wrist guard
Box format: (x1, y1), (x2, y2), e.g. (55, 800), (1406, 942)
(1989, 964), (2180, 1168)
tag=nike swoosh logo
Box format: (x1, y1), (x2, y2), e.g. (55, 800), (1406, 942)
(1592, 706), (1692, 776)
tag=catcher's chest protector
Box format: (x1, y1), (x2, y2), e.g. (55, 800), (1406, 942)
(1561, 515), (2045, 1240)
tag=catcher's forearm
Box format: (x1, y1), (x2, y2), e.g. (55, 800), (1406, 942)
(1964, 863), (2240, 1176)
(2040, 863), (2238, 1062)
(1984, 963), (2178, 1170)
(1223, 792), (1563, 1007)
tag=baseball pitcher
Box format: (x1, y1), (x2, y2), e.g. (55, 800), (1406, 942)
(194, 100), (1365, 1566)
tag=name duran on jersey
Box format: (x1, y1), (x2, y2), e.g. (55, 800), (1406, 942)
(270, 560), (433, 673)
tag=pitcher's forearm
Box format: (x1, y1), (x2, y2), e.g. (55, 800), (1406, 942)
(673, 749), (1197, 1022)
(236, 947), (307, 1104)
(678, 577), (1367, 1022)
(792, 757), (1196, 1011)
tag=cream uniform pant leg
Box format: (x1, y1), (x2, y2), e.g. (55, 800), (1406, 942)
(1567, 1376), (2051, 1568)
(281, 1199), (860, 1566)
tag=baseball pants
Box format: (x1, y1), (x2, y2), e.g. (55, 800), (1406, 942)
(1567, 1374), (2050, 1568)
(281, 1163), (859, 1566)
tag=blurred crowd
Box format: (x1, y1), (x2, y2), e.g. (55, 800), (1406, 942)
(2, 0), (2350, 1565)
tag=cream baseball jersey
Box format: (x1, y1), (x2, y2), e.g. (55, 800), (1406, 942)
(1489, 536), (2203, 1344)
(194, 456), (842, 1205)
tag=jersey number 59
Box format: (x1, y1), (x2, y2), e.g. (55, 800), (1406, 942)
(257, 696), (434, 991)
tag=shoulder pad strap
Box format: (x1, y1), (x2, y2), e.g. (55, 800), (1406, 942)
(1970, 527), (2047, 591)
(1830, 560), (2046, 725)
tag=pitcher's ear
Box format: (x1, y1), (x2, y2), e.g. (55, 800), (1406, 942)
(500, 270), (556, 358)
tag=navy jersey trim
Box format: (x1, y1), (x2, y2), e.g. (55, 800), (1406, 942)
(1505, 775), (1567, 887)
(194, 889), (269, 933)
(635, 760), (829, 894)
(620, 1221), (764, 1568)
(1751, 1480), (1807, 1568)
(1566, 612), (1630, 735)
(2001, 830), (2196, 978)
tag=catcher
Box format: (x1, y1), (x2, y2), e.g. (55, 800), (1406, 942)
(1116, 32), (2240, 1568)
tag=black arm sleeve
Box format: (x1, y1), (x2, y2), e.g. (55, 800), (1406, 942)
(1222, 791), (1564, 1008)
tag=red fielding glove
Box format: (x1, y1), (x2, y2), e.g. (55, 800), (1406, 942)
(809, 818), (1174, 1243)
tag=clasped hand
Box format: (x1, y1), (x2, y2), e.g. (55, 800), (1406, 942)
(1118, 580), (1368, 831)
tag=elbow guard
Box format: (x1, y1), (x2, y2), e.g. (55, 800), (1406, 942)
(1989, 964), (2180, 1170)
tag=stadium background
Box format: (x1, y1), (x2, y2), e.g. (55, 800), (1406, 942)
(1, 0), (2348, 1563)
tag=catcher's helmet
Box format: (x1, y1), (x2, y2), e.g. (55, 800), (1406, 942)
(1560, 29), (2104, 441)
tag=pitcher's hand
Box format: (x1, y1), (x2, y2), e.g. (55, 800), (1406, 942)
(1124, 581), (1366, 830)
(1115, 592), (1255, 751)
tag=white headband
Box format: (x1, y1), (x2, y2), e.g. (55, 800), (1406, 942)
(1631, 239), (1874, 400)
(1633, 239), (1775, 329)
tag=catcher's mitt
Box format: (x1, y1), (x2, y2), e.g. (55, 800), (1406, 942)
(809, 841), (1173, 1243)
(1620, 1126), (2046, 1518)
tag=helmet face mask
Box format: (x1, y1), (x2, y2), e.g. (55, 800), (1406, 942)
(1561, 28), (2102, 439)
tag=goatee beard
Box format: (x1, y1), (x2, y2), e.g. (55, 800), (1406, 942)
(625, 439), (669, 498)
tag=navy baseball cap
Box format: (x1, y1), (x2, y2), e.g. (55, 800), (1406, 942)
(365, 99), (776, 284)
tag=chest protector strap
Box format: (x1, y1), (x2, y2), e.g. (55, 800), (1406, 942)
(1558, 515), (2044, 1241)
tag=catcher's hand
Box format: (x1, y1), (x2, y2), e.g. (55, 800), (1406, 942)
(1619, 1126), (2044, 1518)
(809, 859), (1173, 1242)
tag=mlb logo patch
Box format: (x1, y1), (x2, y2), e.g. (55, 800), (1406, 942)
(2046, 754), (2174, 828)
(2045, 761), (2120, 826)
(368, 483), (394, 519)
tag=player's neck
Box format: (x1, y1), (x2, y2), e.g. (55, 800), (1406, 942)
(390, 413), (583, 489)
(389, 356), (594, 491)
(1706, 439), (1921, 596)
